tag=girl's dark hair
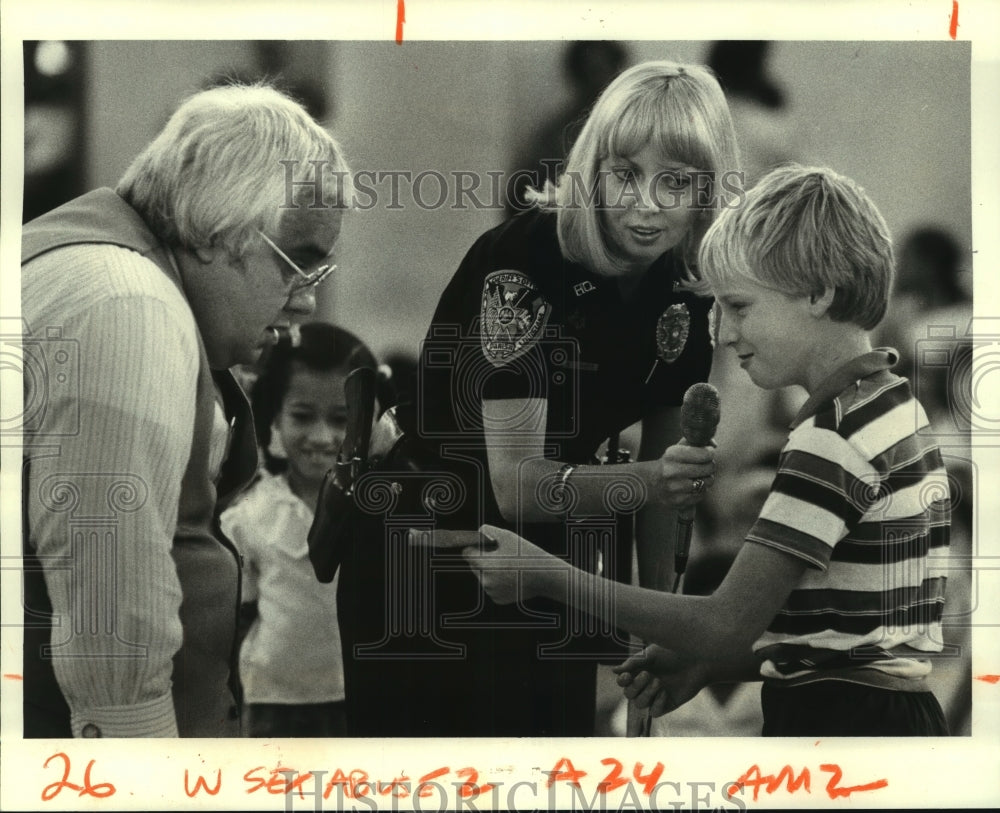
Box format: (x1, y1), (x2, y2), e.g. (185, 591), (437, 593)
(251, 322), (384, 473)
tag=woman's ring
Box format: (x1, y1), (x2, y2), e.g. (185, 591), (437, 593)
(691, 478), (706, 495)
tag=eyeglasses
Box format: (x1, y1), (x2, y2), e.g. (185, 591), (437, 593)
(256, 229), (337, 293)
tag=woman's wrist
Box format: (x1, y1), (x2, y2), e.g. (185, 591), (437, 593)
(631, 459), (660, 494)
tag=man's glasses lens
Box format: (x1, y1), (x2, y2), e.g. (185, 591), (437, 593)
(290, 263), (336, 292)
(257, 229), (336, 292)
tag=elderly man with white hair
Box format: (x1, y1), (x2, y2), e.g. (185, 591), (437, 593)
(21, 83), (349, 738)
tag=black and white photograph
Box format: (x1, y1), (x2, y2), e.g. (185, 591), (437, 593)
(2, 1), (998, 810)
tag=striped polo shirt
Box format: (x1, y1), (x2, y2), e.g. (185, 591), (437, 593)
(748, 349), (950, 689)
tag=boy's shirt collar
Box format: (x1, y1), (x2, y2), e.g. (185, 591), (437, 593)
(790, 347), (899, 429)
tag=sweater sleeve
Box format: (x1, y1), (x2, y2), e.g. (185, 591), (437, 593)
(24, 246), (199, 737)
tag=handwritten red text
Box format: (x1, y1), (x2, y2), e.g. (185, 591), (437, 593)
(41, 753), (116, 801)
(727, 763), (888, 802)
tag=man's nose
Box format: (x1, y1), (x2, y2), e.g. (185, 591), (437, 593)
(284, 286), (317, 316)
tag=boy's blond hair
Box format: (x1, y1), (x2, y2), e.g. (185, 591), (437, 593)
(699, 164), (894, 329)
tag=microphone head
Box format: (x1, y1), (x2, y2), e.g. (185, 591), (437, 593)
(680, 382), (721, 446)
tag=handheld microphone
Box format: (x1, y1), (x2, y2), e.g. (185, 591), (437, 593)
(629, 382), (720, 738)
(673, 382), (720, 592)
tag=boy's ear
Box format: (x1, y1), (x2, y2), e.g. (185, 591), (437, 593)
(808, 287), (836, 317)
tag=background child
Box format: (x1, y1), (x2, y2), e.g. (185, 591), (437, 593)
(448, 164), (953, 737)
(221, 321), (381, 737)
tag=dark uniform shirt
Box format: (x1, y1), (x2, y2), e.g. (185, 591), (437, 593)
(412, 207), (713, 524)
(340, 208), (713, 737)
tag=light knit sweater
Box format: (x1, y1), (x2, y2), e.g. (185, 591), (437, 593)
(22, 241), (220, 736)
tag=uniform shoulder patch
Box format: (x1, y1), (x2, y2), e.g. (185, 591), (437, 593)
(480, 269), (551, 366)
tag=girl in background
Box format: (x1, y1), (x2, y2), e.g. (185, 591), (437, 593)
(222, 322), (381, 737)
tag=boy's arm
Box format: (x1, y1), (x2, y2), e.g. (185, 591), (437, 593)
(463, 524), (809, 662)
(612, 643), (763, 717)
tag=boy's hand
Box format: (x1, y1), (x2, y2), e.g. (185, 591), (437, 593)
(408, 524), (569, 604)
(652, 442), (716, 509)
(612, 645), (710, 717)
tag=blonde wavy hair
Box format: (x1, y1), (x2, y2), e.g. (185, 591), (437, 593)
(528, 60), (741, 291)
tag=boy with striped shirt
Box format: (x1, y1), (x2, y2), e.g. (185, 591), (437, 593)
(453, 164), (951, 736)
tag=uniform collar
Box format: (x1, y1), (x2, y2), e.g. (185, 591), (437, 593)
(790, 347), (899, 429)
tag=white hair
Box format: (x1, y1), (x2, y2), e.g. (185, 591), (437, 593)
(117, 83), (351, 260)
